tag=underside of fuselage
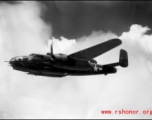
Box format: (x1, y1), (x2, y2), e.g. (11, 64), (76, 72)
(11, 61), (117, 78)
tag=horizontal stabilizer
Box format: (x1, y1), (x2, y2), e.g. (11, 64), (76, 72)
(102, 49), (128, 68)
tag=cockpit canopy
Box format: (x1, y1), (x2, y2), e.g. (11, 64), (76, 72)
(54, 53), (68, 61)
(29, 53), (68, 61)
(10, 56), (27, 62)
(29, 54), (44, 59)
(55, 53), (66, 57)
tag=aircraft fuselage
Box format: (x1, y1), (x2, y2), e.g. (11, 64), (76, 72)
(9, 54), (117, 77)
(8, 38), (128, 77)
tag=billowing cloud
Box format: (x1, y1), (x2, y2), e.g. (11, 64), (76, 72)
(44, 24), (152, 118)
(0, 1), (52, 118)
(46, 24), (152, 119)
(47, 36), (76, 54)
(86, 24), (152, 119)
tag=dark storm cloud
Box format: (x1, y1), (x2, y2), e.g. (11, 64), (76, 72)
(40, 1), (152, 39)
(0, 1), (21, 4)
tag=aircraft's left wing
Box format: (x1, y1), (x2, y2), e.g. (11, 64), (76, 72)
(68, 38), (122, 60)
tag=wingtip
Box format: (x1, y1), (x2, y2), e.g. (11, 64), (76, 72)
(113, 38), (122, 45)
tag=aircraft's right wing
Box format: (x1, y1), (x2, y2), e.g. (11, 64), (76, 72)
(68, 38), (122, 60)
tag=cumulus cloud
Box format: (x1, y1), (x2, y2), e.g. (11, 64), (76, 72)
(48, 25), (152, 119)
(0, 1), (152, 119)
(87, 24), (152, 119)
(45, 24), (152, 119)
(0, 1), (52, 118)
(47, 36), (76, 54)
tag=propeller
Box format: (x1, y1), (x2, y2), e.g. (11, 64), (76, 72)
(47, 40), (54, 57)
(51, 42), (53, 56)
(47, 40), (55, 62)
(4, 61), (11, 66)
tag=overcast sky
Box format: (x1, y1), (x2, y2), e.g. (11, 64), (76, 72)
(0, 1), (152, 119)
(4, 1), (152, 39)
(39, 1), (152, 39)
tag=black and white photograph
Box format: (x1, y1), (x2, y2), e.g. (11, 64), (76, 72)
(0, 1), (152, 119)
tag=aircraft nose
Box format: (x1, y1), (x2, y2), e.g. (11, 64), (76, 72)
(9, 57), (16, 65)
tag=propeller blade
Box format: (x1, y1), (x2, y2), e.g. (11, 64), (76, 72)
(51, 43), (53, 56)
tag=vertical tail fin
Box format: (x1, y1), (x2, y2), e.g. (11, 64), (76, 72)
(119, 49), (128, 67)
(102, 49), (128, 68)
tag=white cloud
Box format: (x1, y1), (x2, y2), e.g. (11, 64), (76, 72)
(47, 25), (152, 119)
(47, 36), (76, 54)
(0, 1), (52, 118)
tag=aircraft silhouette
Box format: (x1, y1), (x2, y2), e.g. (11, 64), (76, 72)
(9, 38), (128, 77)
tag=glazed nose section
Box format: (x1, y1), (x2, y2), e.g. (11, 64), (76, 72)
(9, 57), (16, 65)
(9, 57), (23, 65)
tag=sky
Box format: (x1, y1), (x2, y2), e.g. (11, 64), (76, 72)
(40, 1), (152, 39)
(0, 1), (152, 119)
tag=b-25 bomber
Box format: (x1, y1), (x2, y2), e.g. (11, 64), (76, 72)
(8, 38), (128, 77)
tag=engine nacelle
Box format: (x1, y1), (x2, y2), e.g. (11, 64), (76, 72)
(90, 59), (97, 63)
(47, 53), (51, 56)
